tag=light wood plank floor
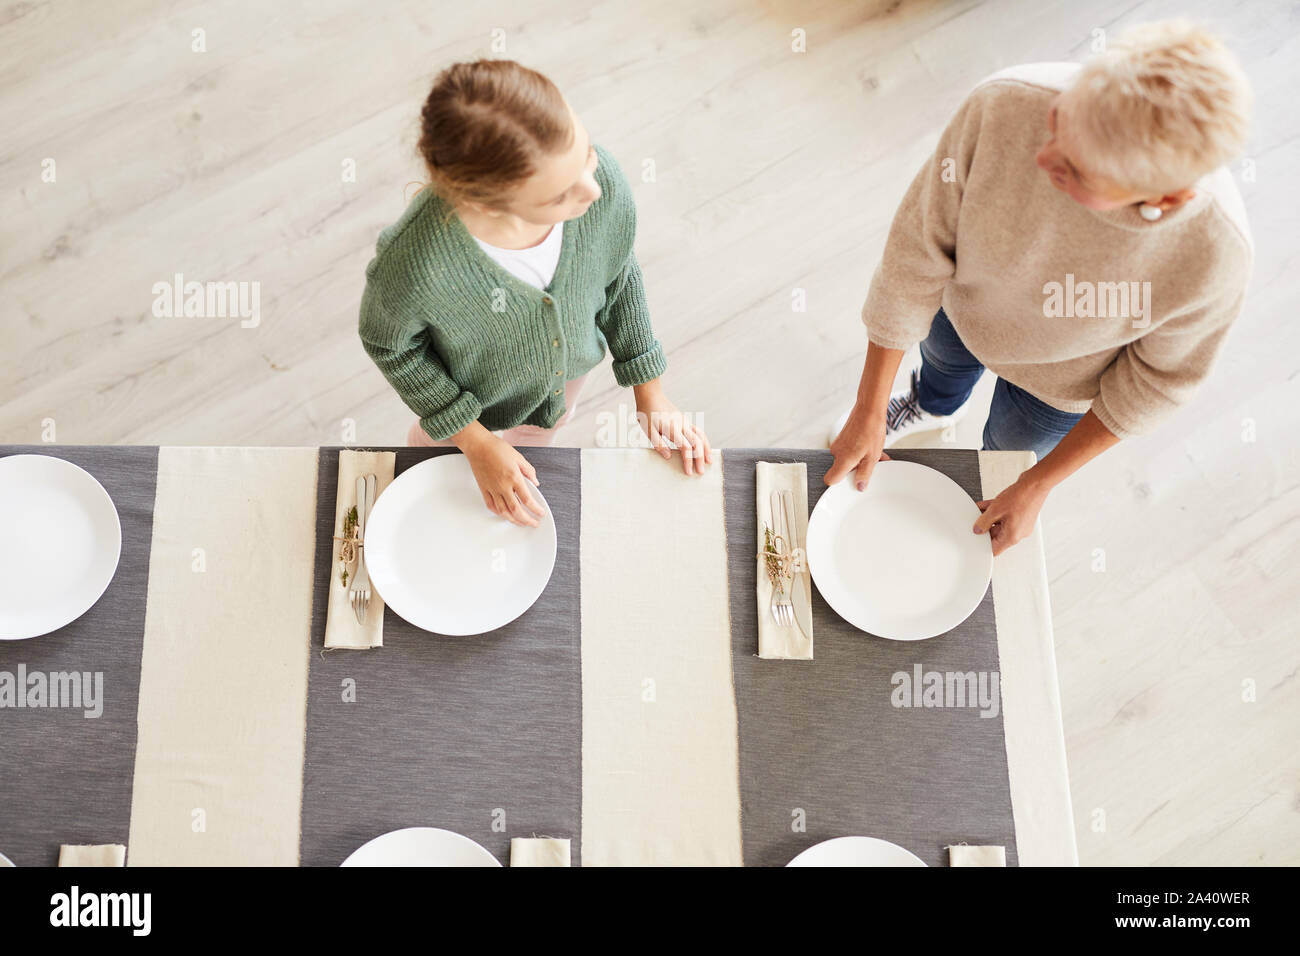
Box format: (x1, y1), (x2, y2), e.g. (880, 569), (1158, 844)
(3, 0), (1296, 864)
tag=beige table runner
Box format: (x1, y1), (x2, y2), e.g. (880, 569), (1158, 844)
(979, 451), (1078, 866)
(127, 447), (317, 865)
(579, 449), (743, 865)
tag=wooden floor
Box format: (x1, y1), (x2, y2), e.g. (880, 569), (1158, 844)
(3, 0), (1296, 864)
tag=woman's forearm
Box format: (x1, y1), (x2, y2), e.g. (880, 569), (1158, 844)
(1025, 409), (1121, 489)
(855, 341), (907, 416)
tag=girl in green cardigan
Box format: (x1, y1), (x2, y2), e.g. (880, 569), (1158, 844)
(360, 60), (711, 526)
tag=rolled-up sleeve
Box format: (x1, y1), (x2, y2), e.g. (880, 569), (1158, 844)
(358, 284), (483, 441)
(1092, 284), (1245, 439)
(598, 250), (667, 387)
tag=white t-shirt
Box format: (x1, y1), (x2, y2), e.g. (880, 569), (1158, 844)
(473, 222), (564, 290)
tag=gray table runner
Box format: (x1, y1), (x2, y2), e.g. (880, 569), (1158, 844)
(722, 448), (1018, 866)
(298, 447), (584, 866)
(0, 445), (159, 866)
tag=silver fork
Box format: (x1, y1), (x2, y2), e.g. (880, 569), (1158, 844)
(769, 490), (795, 628)
(350, 474), (375, 625)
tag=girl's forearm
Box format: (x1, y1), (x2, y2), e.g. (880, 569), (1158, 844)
(449, 419), (495, 453)
(632, 378), (663, 401)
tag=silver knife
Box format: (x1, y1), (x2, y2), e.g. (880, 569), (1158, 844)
(350, 474), (373, 625)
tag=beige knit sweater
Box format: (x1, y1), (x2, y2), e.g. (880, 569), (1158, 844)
(862, 62), (1252, 439)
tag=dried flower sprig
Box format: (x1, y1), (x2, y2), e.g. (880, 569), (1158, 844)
(760, 522), (784, 588)
(337, 505), (360, 587)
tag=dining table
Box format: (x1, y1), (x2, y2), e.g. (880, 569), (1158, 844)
(0, 442), (1077, 867)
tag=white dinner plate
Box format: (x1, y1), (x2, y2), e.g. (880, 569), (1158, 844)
(806, 459), (992, 640)
(0, 851), (14, 867)
(340, 827), (501, 867)
(363, 454), (557, 636)
(0, 454), (122, 640)
(787, 836), (927, 867)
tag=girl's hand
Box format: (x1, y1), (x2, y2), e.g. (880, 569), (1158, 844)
(462, 431), (547, 527)
(633, 381), (713, 476)
(973, 474), (1051, 556)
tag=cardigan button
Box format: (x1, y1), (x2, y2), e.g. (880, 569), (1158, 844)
(555, 370), (562, 376)
(552, 339), (559, 347)
(542, 295), (554, 305)
(553, 388), (562, 395)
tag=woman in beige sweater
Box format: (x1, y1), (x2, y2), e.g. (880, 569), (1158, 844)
(828, 20), (1253, 554)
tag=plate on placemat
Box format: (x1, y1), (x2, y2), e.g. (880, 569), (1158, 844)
(0, 454), (122, 640)
(340, 827), (501, 867)
(787, 836), (927, 867)
(363, 453), (557, 636)
(0, 851), (13, 867)
(806, 459), (992, 641)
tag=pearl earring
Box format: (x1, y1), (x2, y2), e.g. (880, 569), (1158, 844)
(1139, 204), (1163, 221)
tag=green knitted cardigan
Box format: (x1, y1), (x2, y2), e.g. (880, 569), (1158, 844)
(358, 143), (667, 440)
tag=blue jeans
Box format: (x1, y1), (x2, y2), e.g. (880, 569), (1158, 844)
(916, 309), (1085, 460)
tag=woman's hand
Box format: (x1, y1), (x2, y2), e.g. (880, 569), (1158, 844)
(974, 411), (1119, 555)
(973, 473), (1051, 555)
(825, 403), (890, 490)
(461, 430), (547, 527)
(826, 342), (904, 490)
(633, 380), (712, 475)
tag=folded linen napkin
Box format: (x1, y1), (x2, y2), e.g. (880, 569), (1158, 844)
(324, 450), (397, 650)
(510, 837), (571, 867)
(58, 844), (126, 867)
(755, 461), (813, 659)
(948, 844), (1006, 866)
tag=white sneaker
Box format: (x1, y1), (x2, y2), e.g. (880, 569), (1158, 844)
(826, 368), (969, 448)
(883, 368), (969, 445)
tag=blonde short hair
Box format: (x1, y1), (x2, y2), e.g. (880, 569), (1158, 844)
(1059, 20), (1252, 194)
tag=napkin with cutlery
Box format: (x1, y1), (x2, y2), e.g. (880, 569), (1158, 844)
(324, 450), (396, 650)
(510, 837), (571, 867)
(948, 844), (1006, 866)
(58, 843), (126, 866)
(755, 462), (813, 660)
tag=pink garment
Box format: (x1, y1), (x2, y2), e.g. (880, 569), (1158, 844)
(406, 373), (590, 448)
